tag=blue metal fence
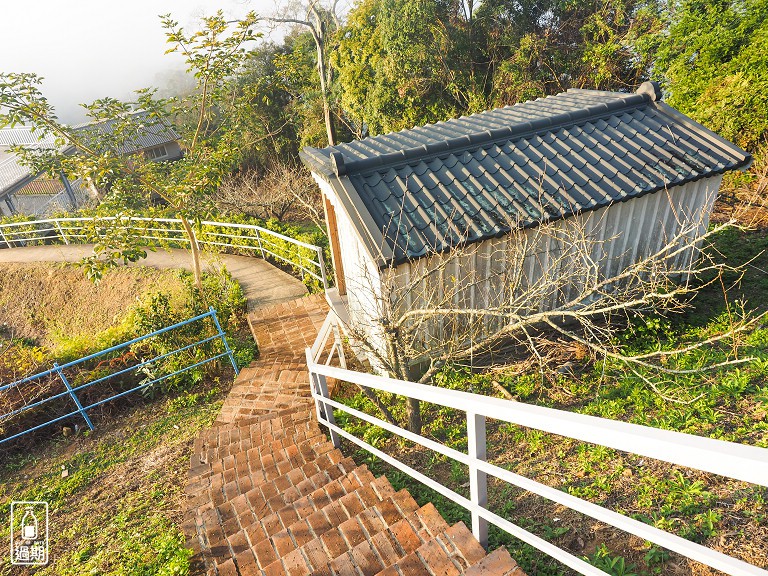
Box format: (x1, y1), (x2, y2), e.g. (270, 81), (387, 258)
(0, 307), (239, 446)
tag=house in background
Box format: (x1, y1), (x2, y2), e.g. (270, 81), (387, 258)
(301, 81), (752, 366)
(0, 112), (182, 218)
(0, 128), (72, 217)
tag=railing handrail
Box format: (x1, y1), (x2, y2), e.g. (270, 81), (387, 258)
(0, 308), (217, 393)
(0, 216), (329, 290)
(0, 216), (323, 251)
(0, 306), (239, 446)
(308, 361), (768, 486)
(305, 312), (768, 576)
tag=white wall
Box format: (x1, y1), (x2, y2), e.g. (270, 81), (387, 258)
(312, 175), (389, 370)
(321, 174), (722, 370)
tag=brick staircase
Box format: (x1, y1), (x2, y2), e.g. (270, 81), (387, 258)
(184, 294), (524, 576)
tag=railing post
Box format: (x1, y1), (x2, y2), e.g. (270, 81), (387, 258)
(313, 368), (340, 448)
(332, 322), (347, 370)
(209, 307), (239, 375)
(317, 246), (329, 291)
(467, 412), (488, 548)
(0, 227), (12, 248)
(54, 362), (95, 432)
(54, 220), (69, 245)
(255, 230), (267, 260)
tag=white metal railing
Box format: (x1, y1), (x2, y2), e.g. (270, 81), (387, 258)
(0, 216), (328, 290)
(306, 312), (768, 576)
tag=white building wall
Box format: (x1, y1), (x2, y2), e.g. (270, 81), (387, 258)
(312, 176), (388, 368)
(321, 174), (722, 370)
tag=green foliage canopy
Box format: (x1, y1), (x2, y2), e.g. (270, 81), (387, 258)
(653, 0), (768, 151)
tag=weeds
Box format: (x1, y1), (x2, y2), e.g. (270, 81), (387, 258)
(0, 388), (223, 575)
(329, 226), (768, 575)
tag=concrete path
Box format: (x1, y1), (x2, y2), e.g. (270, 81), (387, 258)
(0, 245), (308, 311)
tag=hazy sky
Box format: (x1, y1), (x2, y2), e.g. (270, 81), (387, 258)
(0, 0), (282, 123)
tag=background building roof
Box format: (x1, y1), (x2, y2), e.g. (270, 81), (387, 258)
(301, 82), (751, 265)
(71, 111), (180, 155)
(0, 112), (180, 198)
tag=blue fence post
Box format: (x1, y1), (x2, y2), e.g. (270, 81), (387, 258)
(209, 307), (239, 375)
(53, 362), (95, 432)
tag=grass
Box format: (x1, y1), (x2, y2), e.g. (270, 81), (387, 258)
(332, 224), (768, 576)
(0, 261), (255, 574)
(0, 262), (187, 360)
(0, 385), (224, 576)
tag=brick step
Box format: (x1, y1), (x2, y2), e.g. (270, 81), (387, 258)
(190, 431), (327, 482)
(224, 386), (312, 403)
(225, 473), (404, 573)
(193, 420), (322, 466)
(186, 438), (340, 506)
(212, 457), (364, 539)
(216, 396), (312, 423)
(464, 548), (524, 576)
(373, 521), (486, 576)
(194, 411), (314, 457)
(260, 501), (450, 576)
(191, 459), (366, 573)
(226, 376), (312, 396)
(185, 454), (353, 568)
(214, 403), (305, 428)
(235, 365), (309, 382)
(190, 430), (328, 485)
(218, 389), (312, 406)
(218, 470), (392, 574)
(223, 391), (313, 407)
(185, 294), (526, 576)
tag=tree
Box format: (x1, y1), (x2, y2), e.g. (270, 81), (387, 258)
(268, 0), (343, 145)
(481, 0), (665, 105)
(340, 198), (762, 434)
(334, 0), (480, 136)
(216, 161), (323, 226)
(333, 0), (665, 136)
(0, 11), (259, 289)
(653, 0), (768, 152)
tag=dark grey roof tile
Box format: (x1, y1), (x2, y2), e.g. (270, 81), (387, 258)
(382, 168), (399, 184)
(364, 172), (383, 188)
(302, 85), (751, 264)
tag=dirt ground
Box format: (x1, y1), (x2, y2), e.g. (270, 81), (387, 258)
(0, 262), (186, 348)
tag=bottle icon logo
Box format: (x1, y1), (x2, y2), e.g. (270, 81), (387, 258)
(10, 501), (49, 566)
(21, 508), (38, 540)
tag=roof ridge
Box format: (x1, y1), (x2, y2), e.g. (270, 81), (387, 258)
(326, 91), (651, 177)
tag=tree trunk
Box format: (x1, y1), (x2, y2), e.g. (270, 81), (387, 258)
(179, 214), (204, 294)
(315, 34), (336, 146)
(406, 397), (422, 435)
(386, 334), (422, 434)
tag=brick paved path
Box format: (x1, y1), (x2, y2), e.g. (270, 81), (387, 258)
(183, 294), (524, 575)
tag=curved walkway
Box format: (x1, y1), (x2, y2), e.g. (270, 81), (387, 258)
(0, 244), (308, 311)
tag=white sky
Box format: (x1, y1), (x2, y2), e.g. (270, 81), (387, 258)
(0, 0), (283, 123)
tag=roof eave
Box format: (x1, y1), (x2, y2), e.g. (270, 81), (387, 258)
(303, 158), (394, 268)
(653, 101), (752, 170)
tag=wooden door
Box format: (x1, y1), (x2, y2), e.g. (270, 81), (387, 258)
(323, 194), (347, 295)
